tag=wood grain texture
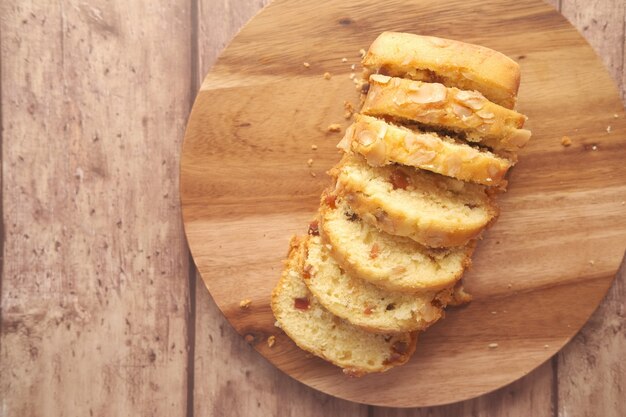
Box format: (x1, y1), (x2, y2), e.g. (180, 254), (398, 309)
(181, 0), (626, 407)
(372, 361), (554, 416)
(556, 2), (626, 416)
(192, 1), (366, 416)
(0, 1), (192, 416)
(561, 0), (625, 100)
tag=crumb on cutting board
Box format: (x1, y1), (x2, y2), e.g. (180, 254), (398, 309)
(267, 335), (276, 348)
(561, 136), (572, 147)
(327, 123), (342, 133)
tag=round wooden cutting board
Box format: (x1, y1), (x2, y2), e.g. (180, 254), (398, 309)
(180, 0), (626, 407)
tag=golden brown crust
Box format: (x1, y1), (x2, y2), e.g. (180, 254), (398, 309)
(338, 114), (513, 186)
(361, 75), (531, 152)
(362, 32), (520, 109)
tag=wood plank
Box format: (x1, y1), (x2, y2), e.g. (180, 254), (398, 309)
(192, 1), (366, 415)
(181, 0), (626, 407)
(543, 0), (561, 10)
(556, 261), (626, 417)
(0, 1), (192, 416)
(556, 2), (626, 416)
(194, 279), (367, 416)
(371, 360), (554, 416)
(561, 0), (625, 100)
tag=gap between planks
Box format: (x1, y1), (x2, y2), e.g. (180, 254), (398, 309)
(187, 0), (201, 417)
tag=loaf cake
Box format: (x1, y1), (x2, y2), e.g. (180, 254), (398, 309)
(362, 31), (520, 109)
(362, 75), (531, 152)
(271, 236), (417, 375)
(330, 154), (499, 248)
(271, 32), (530, 376)
(318, 191), (473, 292)
(338, 114), (512, 186)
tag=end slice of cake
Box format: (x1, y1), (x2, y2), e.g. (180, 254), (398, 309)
(271, 236), (417, 376)
(362, 31), (520, 109)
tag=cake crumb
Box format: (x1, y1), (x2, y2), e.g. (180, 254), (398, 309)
(310, 171), (317, 178)
(267, 335), (276, 348)
(349, 73), (356, 80)
(359, 48), (366, 57)
(491, 311), (497, 315)
(614, 113), (619, 118)
(311, 144), (318, 150)
(592, 145), (598, 151)
(350, 64), (356, 70)
(244, 334), (255, 343)
(488, 343), (499, 349)
(274, 320), (282, 329)
(307, 158), (314, 167)
(561, 136), (572, 147)
(544, 344), (550, 349)
(303, 62), (310, 68)
(239, 299), (252, 309)
(327, 123), (342, 133)
(606, 125), (612, 133)
(589, 260), (595, 266)
(341, 57), (347, 63)
(507, 283), (513, 288)
(344, 101), (355, 119)
(323, 72), (332, 80)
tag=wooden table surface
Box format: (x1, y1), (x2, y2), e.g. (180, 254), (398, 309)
(1, 0), (624, 416)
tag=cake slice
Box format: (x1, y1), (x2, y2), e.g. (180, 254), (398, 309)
(319, 191), (473, 293)
(338, 114), (513, 186)
(271, 236), (417, 376)
(330, 154), (498, 248)
(303, 233), (448, 333)
(362, 32), (520, 109)
(362, 75), (531, 152)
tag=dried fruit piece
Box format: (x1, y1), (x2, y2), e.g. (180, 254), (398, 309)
(308, 220), (320, 236)
(294, 297), (310, 310)
(369, 243), (380, 259)
(389, 169), (411, 190)
(324, 194), (337, 209)
(302, 264), (313, 279)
